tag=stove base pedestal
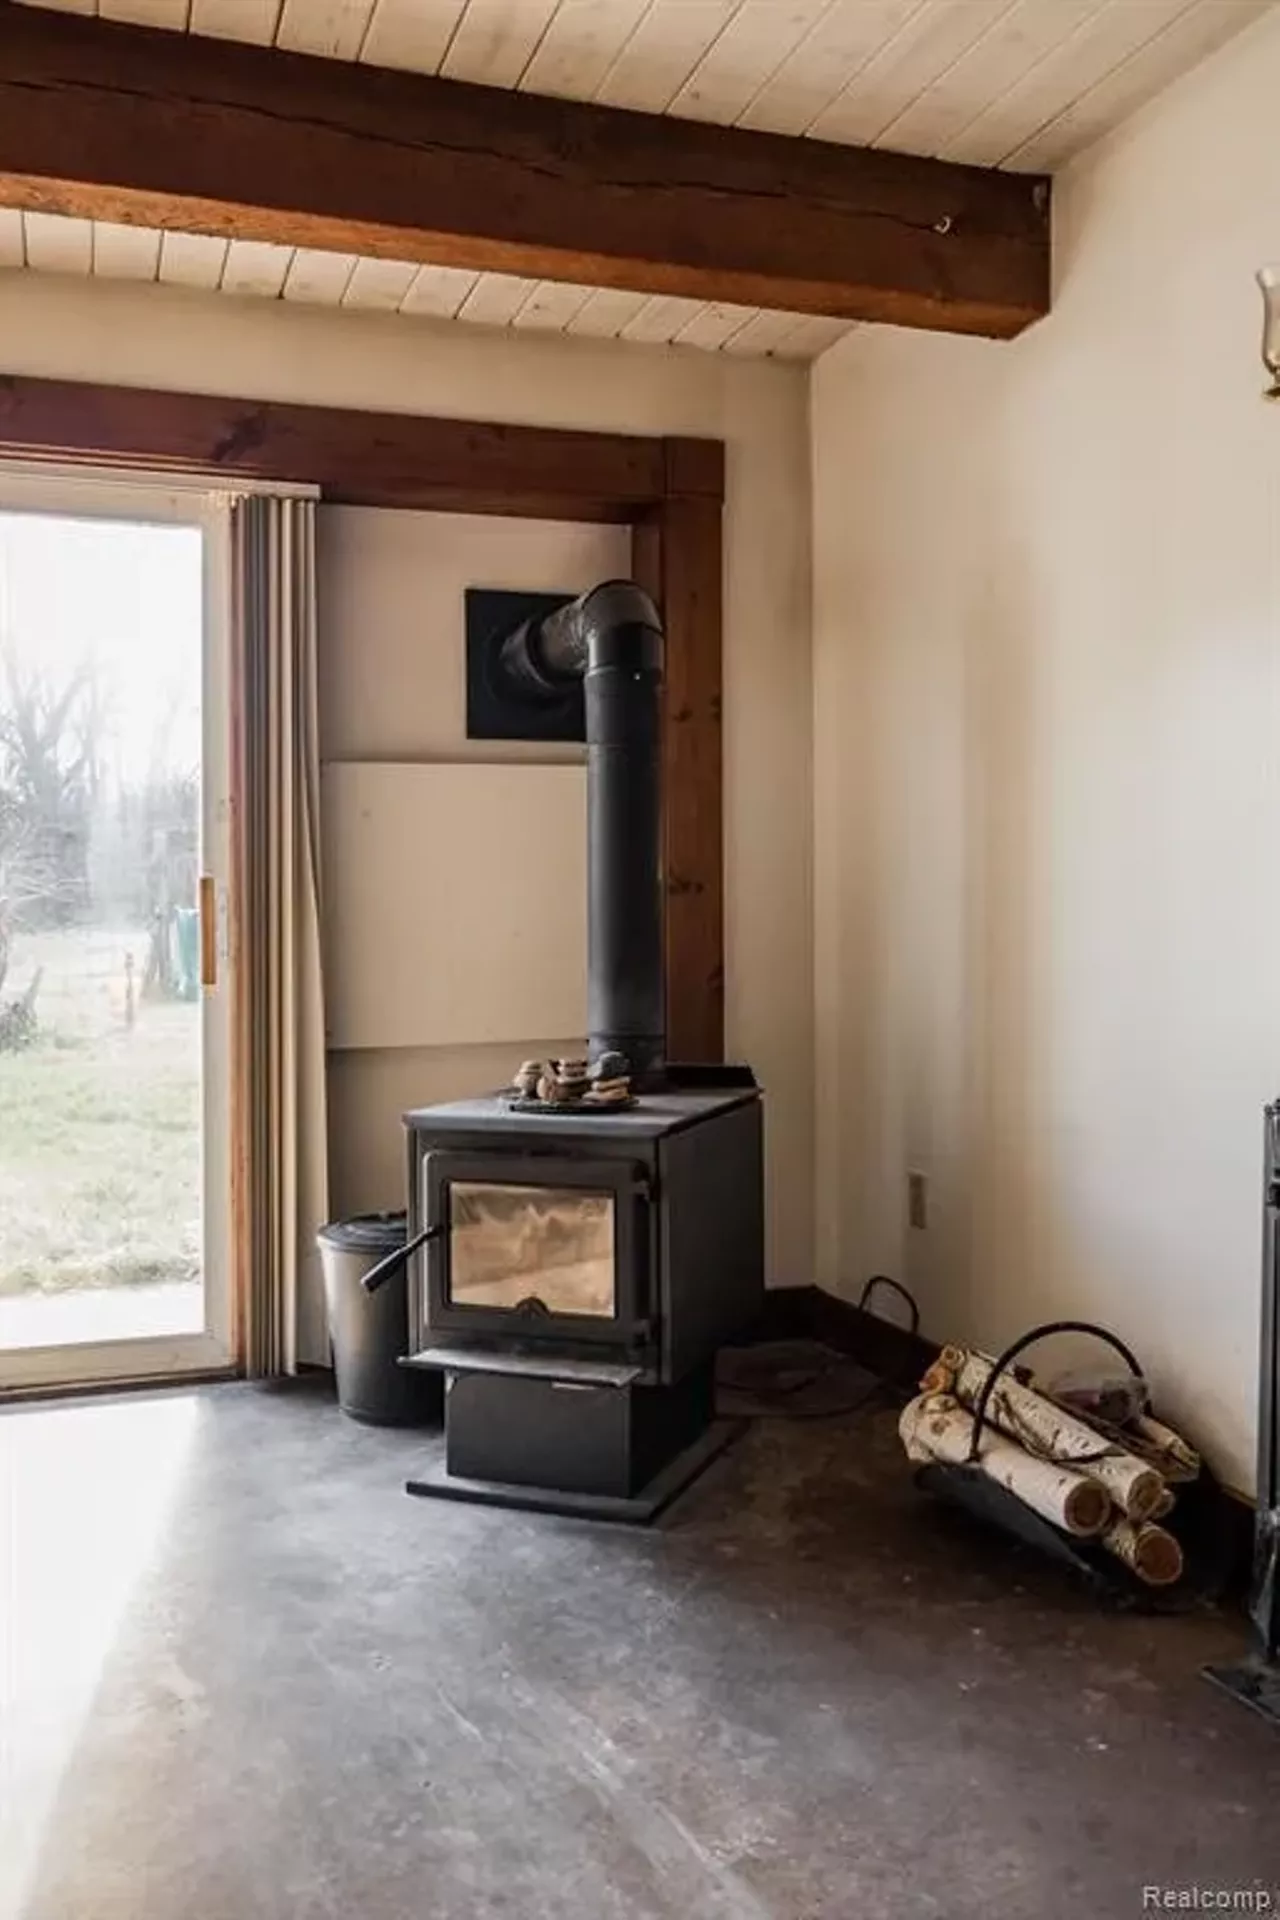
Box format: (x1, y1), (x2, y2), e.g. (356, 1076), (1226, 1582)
(1203, 1658), (1280, 1729)
(404, 1356), (743, 1523)
(406, 1415), (744, 1524)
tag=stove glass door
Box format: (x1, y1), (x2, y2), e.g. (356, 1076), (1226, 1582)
(447, 1182), (616, 1319)
(417, 1149), (650, 1352)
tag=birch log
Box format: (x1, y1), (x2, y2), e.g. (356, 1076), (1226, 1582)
(1044, 1410), (1200, 1487)
(900, 1393), (1111, 1538)
(921, 1347), (1166, 1522)
(1100, 1518), (1184, 1587)
(1129, 1415), (1201, 1485)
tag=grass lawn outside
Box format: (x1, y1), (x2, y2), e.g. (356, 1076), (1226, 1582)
(0, 924), (202, 1299)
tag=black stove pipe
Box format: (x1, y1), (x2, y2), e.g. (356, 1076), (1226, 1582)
(502, 581), (666, 1084)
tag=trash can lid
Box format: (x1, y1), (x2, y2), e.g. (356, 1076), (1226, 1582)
(317, 1211), (407, 1253)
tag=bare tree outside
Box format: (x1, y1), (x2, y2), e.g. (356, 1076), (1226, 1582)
(0, 649), (102, 1018)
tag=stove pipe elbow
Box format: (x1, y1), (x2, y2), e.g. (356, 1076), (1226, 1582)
(511, 581), (666, 1085)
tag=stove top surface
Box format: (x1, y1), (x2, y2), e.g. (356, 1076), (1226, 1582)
(404, 1072), (759, 1141)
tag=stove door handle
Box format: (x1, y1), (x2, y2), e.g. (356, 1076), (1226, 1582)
(361, 1221), (444, 1295)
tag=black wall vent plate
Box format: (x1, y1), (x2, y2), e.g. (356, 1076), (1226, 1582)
(465, 588), (583, 742)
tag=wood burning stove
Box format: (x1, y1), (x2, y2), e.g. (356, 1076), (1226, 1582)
(399, 1073), (763, 1517)
(390, 580), (765, 1520)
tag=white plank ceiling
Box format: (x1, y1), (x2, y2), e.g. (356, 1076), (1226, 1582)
(1, 0), (1272, 359)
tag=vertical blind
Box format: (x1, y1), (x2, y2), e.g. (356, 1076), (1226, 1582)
(233, 494), (329, 1377)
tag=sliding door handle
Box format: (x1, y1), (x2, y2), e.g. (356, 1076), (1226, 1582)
(199, 875), (218, 990)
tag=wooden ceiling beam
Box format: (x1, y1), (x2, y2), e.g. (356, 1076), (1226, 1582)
(0, 1), (1049, 340)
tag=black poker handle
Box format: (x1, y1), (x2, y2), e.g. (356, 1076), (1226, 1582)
(361, 1221), (443, 1295)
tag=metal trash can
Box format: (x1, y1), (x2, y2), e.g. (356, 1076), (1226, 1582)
(316, 1212), (440, 1427)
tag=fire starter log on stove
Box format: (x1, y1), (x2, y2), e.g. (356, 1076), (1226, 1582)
(395, 581), (765, 1523)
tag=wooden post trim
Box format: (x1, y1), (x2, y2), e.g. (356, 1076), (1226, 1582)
(634, 453), (725, 1063)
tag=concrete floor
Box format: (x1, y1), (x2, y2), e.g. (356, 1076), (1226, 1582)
(3, 1378), (1279, 1920)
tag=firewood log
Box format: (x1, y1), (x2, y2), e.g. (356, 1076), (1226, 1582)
(899, 1393), (1111, 1538)
(1099, 1518), (1183, 1587)
(1128, 1414), (1200, 1484)
(921, 1346), (1166, 1522)
(1037, 1404), (1200, 1488)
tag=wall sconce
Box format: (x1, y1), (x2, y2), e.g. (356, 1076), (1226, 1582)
(1258, 266), (1280, 398)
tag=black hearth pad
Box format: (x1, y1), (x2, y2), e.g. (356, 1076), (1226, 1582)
(404, 1418), (745, 1524)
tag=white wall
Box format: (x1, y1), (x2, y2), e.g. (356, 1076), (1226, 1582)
(812, 10), (1280, 1490)
(0, 268), (814, 1294)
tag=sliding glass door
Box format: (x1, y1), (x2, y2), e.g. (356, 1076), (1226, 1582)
(0, 470), (233, 1389)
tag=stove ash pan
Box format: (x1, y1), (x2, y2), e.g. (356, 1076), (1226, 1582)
(401, 1078), (764, 1390)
